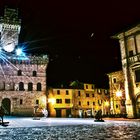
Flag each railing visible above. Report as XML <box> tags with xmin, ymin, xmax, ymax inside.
<box><xmin>128</xmin><ymin>54</ymin><xmax>140</xmax><ymax>64</ymax></box>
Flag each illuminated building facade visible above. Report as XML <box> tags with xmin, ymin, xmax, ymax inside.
<box><xmin>48</xmin><ymin>88</ymin><xmax>73</xmax><ymax>117</ymax></box>
<box><xmin>107</xmin><ymin>71</ymin><xmax>126</xmax><ymax>115</ymax></box>
<box><xmin>0</xmin><ymin>8</ymin><xmax>48</xmax><ymax>116</ymax></box>
<box><xmin>113</xmin><ymin>24</ymin><xmax>140</xmax><ymax>118</ymax></box>
<box><xmin>48</xmin><ymin>83</ymin><xmax>110</xmax><ymax>117</ymax></box>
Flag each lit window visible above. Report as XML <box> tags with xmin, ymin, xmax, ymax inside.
<box><xmin>105</xmin><ymin>90</ymin><xmax>108</xmax><ymax>94</ymax></box>
<box><xmin>98</xmin><ymin>100</ymin><xmax>102</xmax><ymax>106</ymax></box>
<box><xmin>136</xmin><ymin>83</ymin><xmax>139</xmax><ymax>87</ymax></box>
<box><xmin>98</xmin><ymin>89</ymin><xmax>101</xmax><ymax>93</ymax></box>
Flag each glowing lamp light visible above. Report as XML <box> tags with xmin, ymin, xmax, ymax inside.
<box><xmin>104</xmin><ymin>101</ymin><xmax>109</xmax><ymax>107</ymax></box>
<box><xmin>116</xmin><ymin>90</ymin><xmax>122</xmax><ymax>97</ymax></box>
<box><xmin>3</xmin><ymin>42</ymin><xmax>15</xmax><ymax>52</ymax></box>
<box><xmin>16</xmin><ymin>48</ymin><xmax>23</xmax><ymax>56</ymax></box>
<box><xmin>48</xmin><ymin>98</ymin><xmax>55</xmax><ymax>105</ymax></box>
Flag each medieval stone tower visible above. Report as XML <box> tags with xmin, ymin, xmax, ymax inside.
<box><xmin>113</xmin><ymin>24</ymin><xmax>140</xmax><ymax>118</ymax></box>
<box><xmin>0</xmin><ymin>7</ymin><xmax>49</xmax><ymax>116</ymax></box>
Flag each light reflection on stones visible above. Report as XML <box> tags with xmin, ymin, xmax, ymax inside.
<box><xmin>0</xmin><ymin>121</ymin><xmax>140</xmax><ymax>139</ymax></box>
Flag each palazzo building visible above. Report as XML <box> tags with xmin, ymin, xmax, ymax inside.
<box><xmin>113</xmin><ymin>24</ymin><xmax>140</xmax><ymax>118</ymax></box>
<box><xmin>48</xmin><ymin>83</ymin><xmax>110</xmax><ymax>117</ymax></box>
<box><xmin>0</xmin><ymin>8</ymin><xmax>48</xmax><ymax>116</ymax></box>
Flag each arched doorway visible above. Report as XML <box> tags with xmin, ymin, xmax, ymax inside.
<box><xmin>2</xmin><ymin>98</ymin><xmax>11</xmax><ymax>115</ymax></box>
<box><xmin>136</xmin><ymin>95</ymin><xmax>140</xmax><ymax>118</ymax></box>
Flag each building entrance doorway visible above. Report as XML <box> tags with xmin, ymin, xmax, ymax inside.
<box><xmin>2</xmin><ymin>98</ymin><xmax>11</xmax><ymax>115</ymax></box>
<box><xmin>66</xmin><ymin>109</ymin><xmax>71</xmax><ymax>117</ymax></box>
<box><xmin>56</xmin><ymin>109</ymin><xmax>61</xmax><ymax>117</ymax></box>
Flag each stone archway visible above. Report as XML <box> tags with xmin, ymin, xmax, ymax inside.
<box><xmin>136</xmin><ymin>94</ymin><xmax>140</xmax><ymax>118</ymax></box>
<box><xmin>2</xmin><ymin>98</ymin><xmax>11</xmax><ymax>115</ymax></box>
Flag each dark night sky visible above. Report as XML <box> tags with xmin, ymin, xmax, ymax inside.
<box><xmin>1</xmin><ymin>0</ymin><xmax>140</xmax><ymax>88</ymax></box>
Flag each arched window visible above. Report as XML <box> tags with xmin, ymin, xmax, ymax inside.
<box><xmin>17</xmin><ymin>70</ymin><xmax>22</xmax><ymax>76</ymax></box>
<box><xmin>37</xmin><ymin>83</ymin><xmax>42</xmax><ymax>91</ymax></box>
<box><xmin>33</xmin><ymin>71</ymin><xmax>37</xmax><ymax>77</ymax></box>
<box><xmin>28</xmin><ymin>82</ymin><xmax>33</xmax><ymax>91</ymax></box>
<box><xmin>19</xmin><ymin>82</ymin><xmax>24</xmax><ymax>91</ymax></box>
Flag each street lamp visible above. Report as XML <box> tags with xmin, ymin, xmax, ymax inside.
<box><xmin>116</xmin><ymin>90</ymin><xmax>122</xmax><ymax>97</ymax></box>
<box><xmin>48</xmin><ymin>98</ymin><xmax>55</xmax><ymax>105</ymax></box>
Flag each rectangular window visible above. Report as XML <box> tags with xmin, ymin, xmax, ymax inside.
<box><xmin>86</xmin><ymin>85</ymin><xmax>88</xmax><ymax>89</ymax></box>
<box><xmin>87</xmin><ymin>101</ymin><xmax>89</xmax><ymax>105</ymax></box>
<box><xmin>98</xmin><ymin>89</ymin><xmax>101</xmax><ymax>93</ymax></box>
<box><xmin>105</xmin><ymin>90</ymin><xmax>108</xmax><ymax>94</ymax></box>
<box><xmin>56</xmin><ymin>99</ymin><xmax>62</xmax><ymax>104</ymax></box>
<box><xmin>98</xmin><ymin>100</ymin><xmax>102</xmax><ymax>106</ymax></box>
<box><xmin>116</xmin><ymin>104</ymin><xmax>119</xmax><ymax>108</ymax></box>
<box><xmin>65</xmin><ymin>99</ymin><xmax>70</xmax><ymax>104</ymax></box>
<box><xmin>93</xmin><ymin>102</ymin><xmax>95</xmax><ymax>105</ymax></box>
<box><xmin>92</xmin><ymin>93</ymin><xmax>94</xmax><ymax>97</ymax></box>
<box><xmin>135</xmin><ymin>69</ymin><xmax>140</xmax><ymax>82</ymax></box>
<box><xmin>78</xmin><ymin>91</ymin><xmax>81</xmax><ymax>96</ymax></box>
<box><xmin>79</xmin><ymin>101</ymin><xmax>81</xmax><ymax>105</ymax></box>
<box><xmin>66</xmin><ymin>90</ymin><xmax>69</xmax><ymax>95</ymax></box>
<box><xmin>20</xmin><ymin>99</ymin><xmax>23</xmax><ymax>105</ymax></box>
<box><xmin>57</xmin><ymin>90</ymin><xmax>60</xmax><ymax>95</ymax></box>
<box><xmin>113</xmin><ymin>78</ymin><xmax>116</xmax><ymax>83</ymax></box>
<box><xmin>36</xmin><ymin>99</ymin><xmax>39</xmax><ymax>105</ymax></box>
<box><xmin>129</xmin><ymin>50</ymin><xmax>133</xmax><ymax>57</ymax></box>
<box><xmin>86</xmin><ymin>93</ymin><xmax>89</xmax><ymax>97</ymax></box>
<box><xmin>92</xmin><ymin>85</ymin><xmax>94</xmax><ymax>89</ymax></box>
<box><xmin>136</xmin><ymin>83</ymin><xmax>139</xmax><ymax>87</ymax></box>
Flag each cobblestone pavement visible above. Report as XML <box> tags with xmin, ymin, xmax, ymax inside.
<box><xmin>0</xmin><ymin>117</ymin><xmax>140</xmax><ymax>140</ymax></box>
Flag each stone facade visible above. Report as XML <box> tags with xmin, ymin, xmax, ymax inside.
<box><xmin>107</xmin><ymin>71</ymin><xmax>126</xmax><ymax>115</ymax></box>
<box><xmin>0</xmin><ymin>8</ymin><xmax>49</xmax><ymax>116</ymax></box>
<box><xmin>113</xmin><ymin>24</ymin><xmax>140</xmax><ymax>118</ymax></box>
<box><xmin>48</xmin><ymin>83</ymin><xmax>110</xmax><ymax>117</ymax></box>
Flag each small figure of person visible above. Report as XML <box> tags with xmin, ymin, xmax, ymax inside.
<box><xmin>34</xmin><ymin>106</ymin><xmax>38</xmax><ymax>117</ymax></box>
<box><xmin>79</xmin><ymin>110</ymin><xmax>83</xmax><ymax>118</ymax></box>
<box><xmin>95</xmin><ymin>109</ymin><xmax>102</xmax><ymax>120</ymax></box>
<box><xmin>0</xmin><ymin>106</ymin><xmax>5</xmax><ymax>125</ymax></box>
<box><xmin>42</xmin><ymin>108</ymin><xmax>48</xmax><ymax>118</ymax></box>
